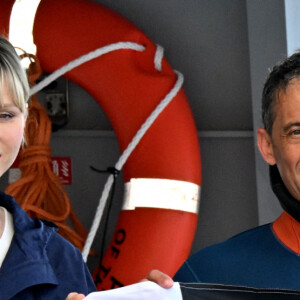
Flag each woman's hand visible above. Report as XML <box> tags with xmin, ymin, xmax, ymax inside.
<box><xmin>140</xmin><ymin>269</ymin><xmax>174</xmax><ymax>289</ymax></box>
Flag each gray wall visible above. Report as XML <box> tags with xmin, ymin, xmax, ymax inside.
<box><xmin>0</xmin><ymin>0</ymin><xmax>290</xmax><ymax>272</ymax></box>
<box><xmin>247</xmin><ymin>0</ymin><xmax>286</xmax><ymax>224</ymax></box>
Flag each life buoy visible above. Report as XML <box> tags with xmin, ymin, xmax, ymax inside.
<box><xmin>0</xmin><ymin>0</ymin><xmax>201</xmax><ymax>290</ymax></box>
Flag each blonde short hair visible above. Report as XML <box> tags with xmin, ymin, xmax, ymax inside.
<box><xmin>0</xmin><ymin>35</ymin><xmax>29</xmax><ymax>118</ymax></box>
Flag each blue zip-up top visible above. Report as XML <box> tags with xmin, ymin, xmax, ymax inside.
<box><xmin>0</xmin><ymin>191</ymin><xmax>96</xmax><ymax>299</ymax></box>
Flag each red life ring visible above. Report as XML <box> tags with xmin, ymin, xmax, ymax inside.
<box><xmin>1</xmin><ymin>0</ymin><xmax>201</xmax><ymax>290</ymax></box>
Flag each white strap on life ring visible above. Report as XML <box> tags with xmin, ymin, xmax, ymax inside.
<box><xmin>123</xmin><ymin>178</ymin><xmax>200</xmax><ymax>213</ymax></box>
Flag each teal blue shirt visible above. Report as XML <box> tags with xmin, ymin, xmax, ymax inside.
<box><xmin>174</xmin><ymin>224</ymin><xmax>300</xmax><ymax>290</ymax></box>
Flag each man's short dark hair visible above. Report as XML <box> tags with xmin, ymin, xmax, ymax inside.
<box><xmin>262</xmin><ymin>51</ymin><xmax>300</xmax><ymax>135</ymax></box>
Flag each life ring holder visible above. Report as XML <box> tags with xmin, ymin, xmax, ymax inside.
<box><xmin>0</xmin><ymin>0</ymin><xmax>202</xmax><ymax>290</ymax></box>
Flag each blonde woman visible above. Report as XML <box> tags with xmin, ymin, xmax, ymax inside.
<box><xmin>0</xmin><ymin>35</ymin><xmax>96</xmax><ymax>299</ymax></box>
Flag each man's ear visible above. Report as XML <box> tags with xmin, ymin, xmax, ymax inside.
<box><xmin>257</xmin><ymin>128</ymin><xmax>276</xmax><ymax>165</ymax></box>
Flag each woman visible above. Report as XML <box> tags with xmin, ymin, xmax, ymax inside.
<box><xmin>0</xmin><ymin>35</ymin><xmax>96</xmax><ymax>299</ymax></box>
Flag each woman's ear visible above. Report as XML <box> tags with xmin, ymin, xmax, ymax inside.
<box><xmin>257</xmin><ymin>128</ymin><xmax>276</xmax><ymax>165</ymax></box>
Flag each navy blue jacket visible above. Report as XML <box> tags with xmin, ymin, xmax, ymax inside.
<box><xmin>0</xmin><ymin>191</ymin><xmax>96</xmax><ymax>299</ymax></box>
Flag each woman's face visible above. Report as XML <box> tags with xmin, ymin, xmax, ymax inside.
<box><xmin>0</xmin><ymin>83</ymin><xmax>25</xmax><ymax>177</ymax></box>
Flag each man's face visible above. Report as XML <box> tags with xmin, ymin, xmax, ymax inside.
<box><xmin>270</xmin><ymin>78</ymin><xmax>300</xmax><ymax>201</ymax></box>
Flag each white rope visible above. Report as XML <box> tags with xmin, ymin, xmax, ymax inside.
<box><xmin>29</xmin><ymin>42</ymin><xmax>145</xmax><ymax>96</ymax></box>
<box><xmin>82</xmin><ymin>70</ymin><xmax>184</xmax><ymax>261</ymax></box>
<box><xmin>154</xmin><ymin>44</ymin><xmax>164</xmax><ymax>71</ymax></box>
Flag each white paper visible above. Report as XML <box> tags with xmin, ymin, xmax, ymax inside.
<box><xmin>84</xmin><ymin>281</ymin><xmax>182</xmax><ymax>300</ymax></box>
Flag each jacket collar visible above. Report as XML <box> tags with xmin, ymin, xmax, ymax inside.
<box><xmin>270</xmin><ymin>166</ymin><xmax>300</xmax><ymax>254</ymax></box>
<box><xmin>270</xmin><ymin>165</ymin><xmax>300</xmax><ymax>223</ymax></box>
<box><xmin>273</xmin><ymin>211</ymin><xmax>300</xmax><ymax>254</ymax></box>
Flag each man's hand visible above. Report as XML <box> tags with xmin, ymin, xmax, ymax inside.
<box><xmin>65</xmin><ymin>292</ymin><xmax>85</xmax><ymax>300</ymax></box>
<box><xmin>141</xmin><ymin>269</ymin><xmax>174</xmax><ymax>289</ymax></box>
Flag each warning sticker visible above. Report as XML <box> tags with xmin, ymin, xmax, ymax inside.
<box><xmin>9</xmin><ymin>157</ymin><xmax>72</xmax><ymax>185</ymax></box>
<box><xmin>51</xmin><ymin>157</ymin><xmax>72</xmax><ymax>185</ymax></box>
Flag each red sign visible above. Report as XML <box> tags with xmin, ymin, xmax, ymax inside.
<box><xmin>51</xmin><ymin>157</ymin><xmax>72</xmax><ymax>185</ymax></box>
<box><xmin>9</xmin><ymin>157</ymin><xmax>72</xmax><ymax>185</ymax></box>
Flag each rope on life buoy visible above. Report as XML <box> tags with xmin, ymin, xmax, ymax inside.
<box><xmin>82</xmin><ymin>70</ymin><xmax>183</xmax><ymax>261</ymax></box>
<box><xmin>29</xmin><ymin>42</ymin><xmax>145</xmax><ymax>96</ymax></box>
<box><xmin>29</xmin><ymin>41</ymin><xmax>183</xmax><ymax>261</ymax></box>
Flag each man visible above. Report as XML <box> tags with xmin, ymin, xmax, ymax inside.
<box><xmin>174</xmin><ymin>50</ymin><xmax>300</xmax><ymax>289</ymax></box>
